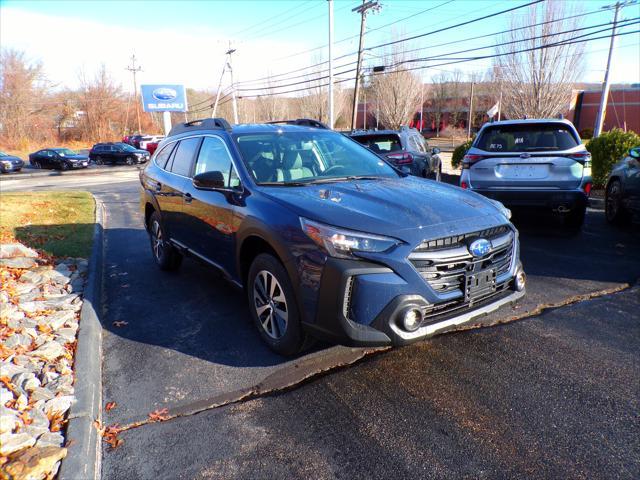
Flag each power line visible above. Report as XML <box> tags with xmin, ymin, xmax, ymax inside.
<box><xmin>234</xmin><ymin>18</ymin><xmax>639</xmax><ymax>94</ymax></box>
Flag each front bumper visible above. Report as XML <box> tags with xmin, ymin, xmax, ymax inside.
<box><xmin>304</xmin><ymin>255</ymin><xmax>524</xmax><ymax>347</ymax></box>
<box><xmin>469</xmin><ymin>188</ymin><xmax>588</xmax><ymax>211</ymax></box>
<box><xmin>1</xmin><ymin>163</ymin><xmax>23</xmax><ymax>172</ymax></box>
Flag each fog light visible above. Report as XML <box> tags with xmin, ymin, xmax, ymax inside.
<box><xmin>515</xmin><ymin>271</ymin><xmax>526</xmax><ymax>291</ymax></box>
<box><xmin>401</xmin><ymin>308</ymin><xmax>423</xmax><ymax>332</ymax></box>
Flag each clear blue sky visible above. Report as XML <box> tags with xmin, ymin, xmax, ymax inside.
<box><xmin>2</xmin><ymin>0</ymin><xmax>638</xmax><ymax>92</ymax></box>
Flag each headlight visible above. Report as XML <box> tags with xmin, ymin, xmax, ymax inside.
<box><xmin>2</xmin><ymin>161</ymin><xmax>11</xmax><ymax>167</ymax></box>
<box><xmin>300</xmin><ymin>218</ymin><xmax>400</xmax><ymax>259</ymax></box>
<box><xmin>488</xmin><ymin>199</ymin><xmax>511</xmax><ymax>220</ymax></box>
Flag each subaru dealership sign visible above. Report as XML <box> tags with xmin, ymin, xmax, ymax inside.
<box><xmin>140</xmin><ymin>84</ymin><xmax>187</xmax><ymax>112</ymax></box>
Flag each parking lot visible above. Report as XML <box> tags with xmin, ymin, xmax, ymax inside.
<box><xmin>4</xmin><ymin>168</ymin><xmax>638</xmax><ymax>479</ymax></box>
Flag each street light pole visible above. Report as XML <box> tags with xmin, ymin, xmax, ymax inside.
<box><xmin>328</xmin><ymin>0</ymin><xmax>335</xmax><ymax>129</ymax></box>
<box><xmin>350</xmin><ymin>0</ymin><xmax>380</xmax><ymax>131</ymax></box>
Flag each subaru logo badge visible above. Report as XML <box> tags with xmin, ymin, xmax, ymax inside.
<box><xmin>152</xmin><ymin>87</ymin><xmax>177</xmax><ymax>101</ymax></box>
<box><xmin>469</xmin><ymin>238</ymin><xmax>491</xmax><ymax>257</ymax></box>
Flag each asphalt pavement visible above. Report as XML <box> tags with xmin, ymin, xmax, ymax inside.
<box><xmin>3</xmin><ymin>172</ymin><xmax>639</xmax><ymax>479</ymax></box>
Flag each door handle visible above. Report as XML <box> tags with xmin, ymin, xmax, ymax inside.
<box><xmin>183</xmin><ymin>192</ymin><xmax>193</xmax><ymax>203</ymax></box>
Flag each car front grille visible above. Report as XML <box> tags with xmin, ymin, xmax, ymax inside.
<box><xmin>408</xmin><ymin>226</ymin><xmax>515</xmax><ymax>324</ymax></box>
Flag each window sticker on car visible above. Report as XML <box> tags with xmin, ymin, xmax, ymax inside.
<box><xmin>490</xmin><ymin>143</ymin><xmax>503</xmax><ymax>149</ymax></box>
<box><xmin>515</xmin><ymin>137</ymin><xmax>524</xmax><ymax>144</ymax></box>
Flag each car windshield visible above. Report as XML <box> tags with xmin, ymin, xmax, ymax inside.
<box><xmin>351</xmin><ymin>134</ymin><xmax>403</xmax><ymax>154</ymax></box>
<box><xmin>0</xmin><ymin>151</ymin><xmax>7</xmax><ymax>157</ymax></box>
<box><xmin>54</xmin><ymin>148</ymin><xmax>76</xmax><ymax>156</ymax></box>
<box><xmin>475</xmin><ymin>124</ymin><xmax>580</xmax><ymax>152</ymax></box>
<box><xmin>233</xmin><ymin>130</ymin><xmax>400</xmax><ymax>185</ymax></box>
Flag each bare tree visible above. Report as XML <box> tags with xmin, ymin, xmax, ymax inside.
<box><xmin>0</xmin><ymin>49</ymin><xmax>48</xmax><ymax>145</ymax></box>
<box><xmin>371</xmin><ymin>46</ymin><xmax>421</xmax><ymax>130</ymax></box>
<box><xmin>256</xmin><ymin>75</ymin><xmax>289</xmax><ymax>121</ymax></box>
<box><xmin>495</xmin><ymin>0</ymin><xmax>585</xmax><ymax>119</ymax></box>
<box><xmin>428</xmin><ymin>72</ymin><xmax>450</xmax><ymax>136</ymax></box>
<box><xmin>77</xmin><ymin>65</ymin><xmax>123</xmax><ymax>141</ymax></box>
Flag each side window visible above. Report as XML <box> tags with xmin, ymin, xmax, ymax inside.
<box><xmin>154</xmin><ymin>143</ymin><xmax>175</xmax><ymax>169</ymax></box>
<box><xmin>170</xmin><ymin>137</ymin><xmax>201</xmax><ymax>177</ymax></box>
<box><xmin>195</xmin><ymin>136</ymin><xmax>239</xmax><ymax>188</ymax></box>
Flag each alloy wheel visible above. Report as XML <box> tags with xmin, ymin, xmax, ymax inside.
<box><xmin>253</xmin><ymin>270</ymin><xmax>288</xmax><ymax>339</ymax></box>
<box><xmin>126</xmin><ymin>156</ymin><xmax>134</xmax><ymax>165</ymax></box>
<box><xmin>151</xmin><ymin>220</ymin><xmax>163</xmax><ymax>260</ymax></box>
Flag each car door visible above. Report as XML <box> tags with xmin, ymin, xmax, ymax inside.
<box><xmin>44</xmin><ymin>150</ymin><xmax>57</xmax><ymax>168</ymax></box>
<box><xmin>157</xmin><ymin>137</ymin><xmax>201</xmax><ymax>245</ymax></box>
<box><xmin>624</xmin><ymin>151</ymin><xmax>640</xmax><ymax>210</ymax></box>
<box><xmin>179</xmin><ymin>135</ymin><xmax>240</xmax><ymax>276</ymax></box>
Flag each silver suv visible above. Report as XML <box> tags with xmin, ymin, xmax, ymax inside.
<box><xmin>460</xmin><ymin>119</ymin><xmax>592</xmax><ymax>229</ymax></box>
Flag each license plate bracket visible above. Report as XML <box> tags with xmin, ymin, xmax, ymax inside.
<box><xmin>465</xmin><ymin>268</ymin><xmax>497</xmax><ymax>302</ymax></box>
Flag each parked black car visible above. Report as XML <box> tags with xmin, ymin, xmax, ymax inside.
<box><xmin>0</xmin><ymin>151</ymin><xmax>24</xmax><ymax>173</ymax></box>
<box><xmin>605</xmin><ymin>146</ymin><xmax>640</xmax><ymax>224</ymax></box>
<box><xmin>89</xmin><ymin>143</ymin><xmax>150</xmax><ymax>165</ymax></box>
<box><xmin>28</xmin><ymin>148</ymin><xmax>89</xmax><ymax>170</ymax></box>
<box><xmin>140</xmin><ymin>118</ymin><xmax>524</xmax><ymax>355</ymax></box>
<box><xmin>349</xmin><ymin>127</ymin><xmax>442</xmax><ymax>180</ymax></box>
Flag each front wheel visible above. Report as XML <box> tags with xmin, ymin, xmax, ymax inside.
<box><xmin>605</xmin><ymin>179</ymin><xmax>630</xmax><ymax>225</ymax></box>
<box><xmin>60</xmin><ymin>162</ymin><xmax>69</xmax><ymax>171</ymax></box>
<box><xmin>95</xmin><ymin>156</ymin><xmax>104</xmax><ymax>165</ymax></box>
<box><xmin>247</xmin><ymin>253</ymin><xmax>308</xmax><ymax>356</ymax></box>
<box><xmin>148</xmin><ymin>211</ymin><xmax>182</xmax><ymax>271</ymax></box>
<box><xmin>125</xmin><ymin>156</ymin><xmax>135</xmax><ymax>166</ymax></box>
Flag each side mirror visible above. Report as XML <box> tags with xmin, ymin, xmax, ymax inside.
<box><xmin>431</xmin><ymin>147</ymin><xmax>440</xmax><ymax>155</ymax></box>
<box><xmin>629</xmin><ymin>147</ymin><xmax>640</xmax><ymax>159</ymax></box>
<box><xmin>193</xmin><ymin>170</ymin><xmax>225</xmax><ymax>189</ymax></box>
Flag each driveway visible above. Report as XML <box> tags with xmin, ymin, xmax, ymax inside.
<box><xmin>4</xmin><ymin>171</ymin><xmax>639</xmax><ymax>479</ymax></box>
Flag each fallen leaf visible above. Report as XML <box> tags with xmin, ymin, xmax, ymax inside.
<box><xmin>112</xmin><ymin>321</ymin><xmax>128</xmax><ymax>328</ymax></box>
<box><xmin>18</xmin><ymin>411</ymin><xmax>33</xmax><ymax>426</ymax></box>
<box><xmin>105</xmin><ymin>401</ymin><xmax>117</xmax><ymax>412</ymax></box>
<box><xmin>147</xmin><ymin>408</ymin><xmax>170</xmax><ymax>422</ymax></box>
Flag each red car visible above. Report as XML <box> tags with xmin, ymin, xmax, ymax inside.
<box><xmin>145</xmin><ymin>142</ymin><xmax>159</xmax><ymax>155</ymax></box>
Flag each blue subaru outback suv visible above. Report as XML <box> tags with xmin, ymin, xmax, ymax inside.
<box><xmin>140</xmin><ymin>118</ymin><xmax>526</xmax><ymax>355</ymax></box>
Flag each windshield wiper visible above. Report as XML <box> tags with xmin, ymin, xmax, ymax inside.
<box><xmin>258</xmin><ymin>181</ymin><xmax>307</xmax><ymax>187</ymax></box>
<box><xmin>305</xmin><ymin>175</ymin><xmax>383</xmax><ymax>184</ymax></box>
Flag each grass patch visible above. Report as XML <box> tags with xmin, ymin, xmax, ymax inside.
<box><xmin>0</xmin><ymin>191</ymin><xmax>95</xmax><ymax>258</ymax></box>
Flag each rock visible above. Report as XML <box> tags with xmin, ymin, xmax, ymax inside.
<box><xmin>0</xmin><ymin>432</ymin><xmax>36</xmax><ymax>455</ymax></box>
<box><xmin>55</xmin><ymin>328</ymin><xmax>77</xmax><ymax>343</ymax></box>
<box><xmin>17</xmin><ymin>301</ymin><xmax>44</xmax><ymax>314</ymax></box>
<box><xmin>35</xmin><ymin>431</ymin><xmax>64</xmax><ymax>448</ymax></box>
<box><xmin>2</xmin><ymin>334</ymin><xmax>32</xmax><ymax>349</ymax></box>
<box><xmin>41</xmin><ymin>269</ymin><xmax>70</xmax><ymax>286</ymax></box>
<box><xmin>54</xmin><ymin>263</ymin><xmax>72</xmax><ymax>277</ymax></box>
<box><xmin>43</xmin><ymin>294</ymin><xmax>79</xmax><ymax>310</ymax></box>
<box><xmin>41</xmin><ymin>371</ymin><xmax>60</xmax><ymax>386</ymax></box>
<box><xmin>30</xmin><ymin>386</ymin><xmax>55</xmax><ymax>402</ymax></box>
<box><xmin>27</xmin><ymin>408</ymin><xmax>49</xmax><ymax>429</ymax></box>
<box><xmin>0</xmin><ymin>257</ymin><xmax>37</xmax><ymax>269</ymax></box>
<box><xmin>44</xmin><ymin>395</ymin><xmax>74</xmax><ymax>416</ymax></box>
<box><xmin>23</xmin><ymin>425</ymin><xmax>50</xmax><ymax>438</ymax></box>
<box><xmin>1</xmin><ymin>304</ymin><xmax>25</xmax><ymax>323</ymax></box>
<box><xmin>0</xmin><ymin>387</ymin><xmax>14</xmax><ymax>405</ymax></box>
<box><xmin>42</xmin><ymin>310</ymin><xmax>76</xmax><ymax>330</ymax></box>
<box><xmin>11</xmin><ymin>372</ymin><xmax>40</xmax><ymax>392</ymax></box>
<box><xmin>2</xmin><ymin>446</ymin><xmax>67</xmax><ymax>480</ymax></box>
<box><xmin>69</xmin><ymin>277</ymin><xmax>85</xmax><ymax>293</ymax></box>
<box><xmin>18</xmin><ymin>270</ymin><xmax>44</xmax><ymax>285</ymax></box>
<box><xmin>0</xmin><ymin>363</ymin><xmax>28</xmax><ymax>378</ymax></box>
<box><xmin>0</xmin><ymin>406</ymin><xmax>19</xmax><ymax>434</ymax></box>
<box><xmin>29</xmin><ymin>341</ymin><xmax>68</xmax><ymax>361</ymax></box>
<box><xmin>15</xmin><ymin>394</ymin><xmax>28</xmax><ymax>411</ymax></box>
<box><xmin>15</xmin><ymin>283</ymin><xmax>38</xmax><ymax>295</ymax></box>
<box><xmin>46</xmin><ymin>374</ymin><xmax>74</xmax><ymax>396</ymax></box>
<box><xmin>0</xmin><ymin>243</ymin><xmax>38</xmax><ymax>259</ymax></box>
<box><xmin>16</xmin><ymin>292</ymin><xmax>39</xmax><ymax>303</ymax></box>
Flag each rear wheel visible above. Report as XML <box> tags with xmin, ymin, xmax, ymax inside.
<box><xmin>95</xmin><ymin>156</ymin><xmax>104</xmax><ymax>165</ymax></box>
<box><xmin>605</xmin><ymin>179</ymin><xmax>630</xmax><ymax>225</ymax></box>
<box><xmin>247</xmin><ymin>253</ymin><xmax>308</xmax><ymax>356</ymax></box>
<box><xmin>148</xmin><ymin>211</ymin><xmax>182</xmax><ymax>271</ymax></box>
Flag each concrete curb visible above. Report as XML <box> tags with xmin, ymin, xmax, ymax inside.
<box><xmin>0</xmin><ymin>165</ymin><xmax>141</xmax><ymax>181</ymax></box>
<box><xmin>58</xmin><ymin>195</ymin><xmax>105</xmax><ymax>480</ymax></box>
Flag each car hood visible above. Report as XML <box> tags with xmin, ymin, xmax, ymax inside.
<box><xmin>260</xmin><ymin>176</ymin><xmax>509</xmax><ymax>243</ymax></box>
<box><xmin>1</xmin><ymin>156</ymin><xmax>23</xmax><ymax>163</ymax></box>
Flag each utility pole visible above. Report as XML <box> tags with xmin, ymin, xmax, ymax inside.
<box><xmin>350</xmin><ymin>0</ymin><xmax>381</xmax><ymax>131</ymax></box>
<box><xmin>467</xmin><ymin>81</ymin><xmax>475</xmax><ymax>140</ymax></box>
<box><xmin>227</xmin><ymin>44</ymin><xmax>239</xmax><ymax>124</ymax></box>
<box><xmin>328</xmin><ymin>0</ymin><xmax>335</xmax><ymax>129</ymax></box>
<box><xmin>126</xmin><ymin>54</ymin><xmax>142</xmax><ymax>133</ymax></box>
<box><xmin>593</xmin><ymin>1</ymin><xmax>634</xmax><ymax>137</ymax></box>
<box><xmin>211</xmin><ymin>58</ymin><xmax>227</xmax><ymax>118</ymax></box>
<box><xmin>419</xmin><ymin>80</ymin><xmax>424</xmax><ymax>132</ymax></box>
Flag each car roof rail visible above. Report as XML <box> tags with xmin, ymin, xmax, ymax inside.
<box><xmin>168</xmin><ymin>117</ymin><xmax>232</xmax><ymax>136</ymax></box>
<box><xmin>265</xmin><ymin>118</ymin><xmax>329</xmax><ymax>129</ymax></box>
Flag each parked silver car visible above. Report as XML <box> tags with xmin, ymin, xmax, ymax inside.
<box><xmin>459</xmin><ymin>119</ymin><xmax>592</xmax><ymax>230</ymax></box>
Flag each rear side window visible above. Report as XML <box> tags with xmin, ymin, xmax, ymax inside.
<box><xmin>352</xmin><ymin>134</ymin><xmax>402</xmax><ymax>154</ymax></box>
<box><xmin>194</xmin><ymin>136</ymin><xmax>239</xmax><ymax>188</ymax></box>
<box><xmin>476</xmin><ymin>124</ymin><xmax>579</xmax><ymax>152</ymax></box>
<box><xmin>169</xmin><ymin>137</ymin><xmax>201</xmax><ymax>177</ymax></box>
<box><xmin>154</xmin><ymin>143</ymin><xmax>176</xmax><ymax>169</ymax></box>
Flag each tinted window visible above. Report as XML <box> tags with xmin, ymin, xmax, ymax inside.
<box><xmin>170</xmin><ymin>137</ymin><xmax>201</xmax><ymax>177</ymax></box>
<box><xmin>154</xmin><ymin>143</ymin><xmax>176</xmax><ymax>169</ymax></box>
<box><xmin>194</xmin><ymin>136</ymin><xmax>238</xmax><ymax>187</ymax></box>
<box><xmin>351</xmin><ymin>134</ymin><xmax>402</xmax><ymax>154</ymax></box>
<box><xmin>476</xmin><ymin>124</ymin><xmax>579</xmax><ymax>152</ymax></box>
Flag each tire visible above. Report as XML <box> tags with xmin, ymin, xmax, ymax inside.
<box><xmin>247</xmin><ymin>253</ymin><xmax>308</xmax><ymax>356</ymax></box>
<box><xmin>95</xmin><ymin>156</ymin><xmax>104</xmax><ymax>165</ymax></box>
<box><xmin>605</xmin><ymin>179</ymin><xmax>630</xmax><ymax>225</ymax></box>
<box><xmin>125</xmin><ymin>156</ymin><xmax>134</xmax><ymax>166</ymax></box>
<box><xmin>33</xmin><ymin>161</ymin><xmax>41</xmax><ymax>169</ymax></box>
<box><xmin>564</xmin><ymin>204</ymin><xmax>586</xmax><ymax>231</ymax></box>
<box><xmin>60</xmin><ymin>162</ymin><xmax>69</xmax><ymax>171</ymax></box>
<box><xmin>148</xmin><ymin>211</ymin><xmax>182</xmax><ymax>271</ymax></box>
